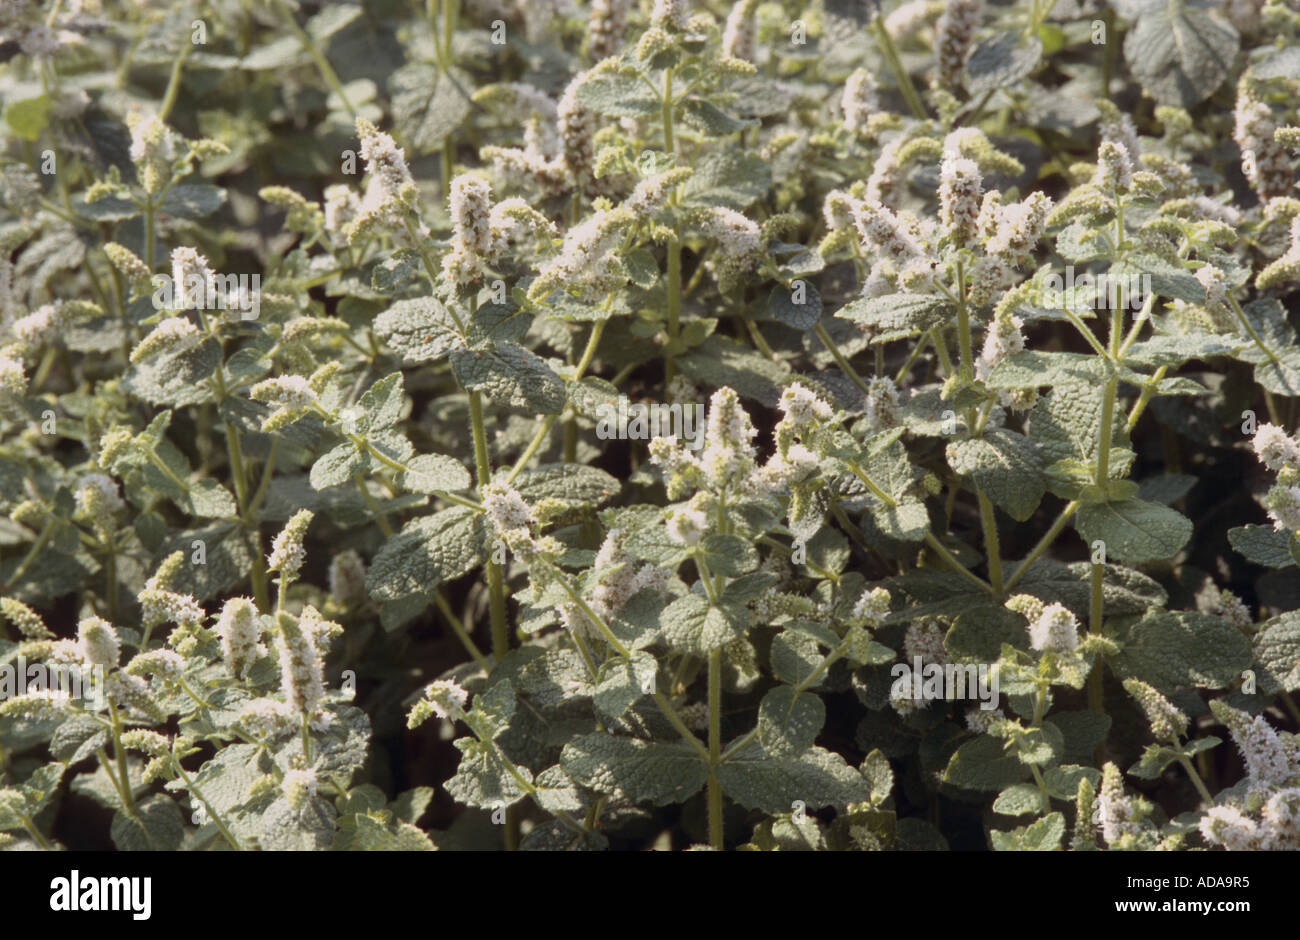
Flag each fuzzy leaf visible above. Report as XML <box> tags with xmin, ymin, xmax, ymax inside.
<box><xmin>390</xmin><ymin>63</ymin><xmax>472</xmax><ymax>154</ymax></box>
<box><xmin>947</xmin><ymin>429</ymin><xmax>1045</xmax><ymax>521</ymax></box>
<box><xmin>717</xmin><ymin>742</ymin><xmax>871</xmax><ymax>814</ymax></box>
<box><xmin>1123</xmin><ymin>0</ymin><xmax>1238</xmax><ymax>107</ymax></box>
<box><xmin>965</xmin><ymin>32</ymin><xmax>1042</xmax><ymax>94</ymax></box>
<box><xmin>1228</xmin><ymin>525</ymin><xmax>1298</xmax><ymax>569</ymax></box>
<box><xmin>757</xmin><ymin>686</ymin><xmax>826</xmax><ymax>757</ymax></box>
<box><xmin>1076</xmin><ymin>498</ymin><xmax>1192</xmax><ymax>563</ymax></box>
<box><xmin>1110</xmin><ymin>610</ymin><xmax>1253</xmax><ymax>693</ymax></box>
<box><xmin>990</xmin><ymin>812</ymin><xmax>1063</xmax><ymax>850</ymax></box>
<box><xmin>560</xmin><ymin>734</ymin><xmax>708</xmax><ymax>806</ymax></box>
<box><xmin>374</xmin><ymin>296</ymin><xmax>463</xmax><ymax>363</ymax></box>
<box><xmin>1254</xmin><ymin>611</ymin><xmax>1300</xmax><ymax>693</ymax></box>
<box><xmin>450</xmin><ymin>342</ymin><xmax>565</xmax><ymax>414</ymax></box>
<box><xmin>835</xmin><ymin>293</ymin><xmax>946</xmax><ymax>343</ymax></box>
<box><xmin>366</xmin><ymin>507</ymin><xmax>487</xmax><ymax>602</ymax></box>
<box><xmin>659</xmin><ymin>593</ymin><xmax>748</xmax><ymax>655</ymax></box>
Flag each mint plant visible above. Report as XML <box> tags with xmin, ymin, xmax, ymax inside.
<box><xmin>2</xmin><ymin>0</ymin><xmax>1300</xmax><ymax>853</ymax></box>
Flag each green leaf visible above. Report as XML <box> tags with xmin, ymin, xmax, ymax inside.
<box><xmin>446</xmin><ymin>738</ymin><xmax>531</xmax><ymax>810</ymax></box>
<box><xmin>986</xmin><ymin>351</ymin><xmax>1111</xmax><ymax>389</ymax></box>
<box><xmin>942</xmin><ymin>736</ymin><xmax>1030</xmax><ymax>792</ymax></box>
<box><xmin>965</xmin><ymin>32</ymin><xmax>1042</xmax><ymax>94</ymax></box>
<box><xmin>560</xmin><ymin>733</ymin><xmax>708</xmax><ymax>806</ymax></box>
<box><xmin>1076</xmin><ymin>498</ymin><xmax>1192</xmax><ymax>563</ymax></box>
<box><xmin>110</xmin><ymin>794</ymin><xmax>184</xmax><ymax>851</ymax></box>
<box><xmin>1228</xmin><ymin>525</ymin><xmax>1298</xmax><ymax>568</ymax></box>
<box><xmin>307</xmin><ymin>2</ymin><xmax>363</xmax><ymax>39</ymax></box>
<box><xmin>770</xmin><ymin>630</ymin><xmax>824</xmax><ymax>686</ymax></box>
<box><xmin>1110</xmin><ymin>610</ymin><xmax>1253</xmax><ymax>693</ymax></box>
<box><xmin>1123</xmin><ymin>0</ymin><xmax>1238</xmax><ymax>107</ymax></box>
<box><xmin>389</xmin><ymin>63</ymin><xmax>473</xmax><ymax>154</ymax></box>
<box><xmin>717</xmin><ymin>742</ymin><xmax>871</xmax><ymax>814</ymax></box>
<box><xmin>1042</xmin><ymin>764</ymin><xmax>1100</xmax><ymax>800</ymax></box>
<box><xmin>4</xmin><ymin>95</ymin><xmax>50</xmax><ymax>141</ymax></box>
<box><xmin>867</xmin><ymin>497</ymin><xmax>929</xmax><ymax>543</ymax></box>
<box><xmin>374</xmin><ymin>296</ymin><xmax>463</xmax><ymax>363</ymax></box>
<box><xmin>159</xmin><ymin>183</ymin><xmax>226</xmax><ymax>219</ymax></box>
<box><xmin>659</xmin><ymin>593</ymin><xmax>748</xmax><ymax>655</ymax></box>
<box><xmin>990</xmin><ymin>812</ymin><xmax>1064</xmax><ymax>850</ymax></box>
<box><xmin>677</xmin><ymin>335</ymin><xmax>791</xmax><ymax>406</ymax></box>
<box><xmin>573</xmin><ymin>74</ymin><xmax>659</xmax><ymax>117</ymax></box>
<box><xmin>1254</xmin><ymin>611</ymin><xmax>1300</xmax><ymax>693</ymax></box>
<box><xmin>355</xmin><ymin>372</ymin><xmax>406</xmax><ymax>433</ymax></box>
<box><xmin>366</xmin><ymin>507</ymin><xmax>487</xmax><ymax>602</ymax></box>
<box><xmin>400</xmin><ymin>453</ymin><xmax>472</xmax><ymax>493</ymax></box>
<box><xmin>124</xmin><ymin>336</ymin><xmax>221</xmax><ymax>407</ymax></box>
<box><xmin>681</xmin><ymin>152</ymin><xmax>771</xmax><ymax>210</ymax></box>
<box><xmin>594</xmin><ymin>652</ymin><xmax>657</xmax><ymax>720</ymax></box>
<box><xmin>241</xmin><ymin>36</ymin><xmax>308</xmax><ymax>70</ymax></box>
<box><xmin>757</xmin><ymin>686</ymin><xmax>826</xmax><ymax>757</ymax></box>
<box><xmin>1114</xmin><ymin>255</ymin><xmax>1205</xmax><ymax>304</ymax></box>
<box><xmin>183</xmin><ymin>477</ymin><xmax>238</xmax><ymax>519</ymax></box>
<box><xmin>513</xmin><ymin>464</ymin><xmax>620</xmax><ymax>507</ymax></box>
<box><xmin>947</xmin><ymin>429</ymin><xmax>1045</xmax><ymax>522</ymax></box>
<box><xmin>697</xmin><ymin>533</ymin><xmax>759</xmax><ymax>577</ymax></box>
<box><xmin>1128</xmin><ymin>743</ymin><xmax>1184</xmax><ymax>780</ymax></box>
<box><xmin>450</xmin><ymin>342</ymin><xmax>565</xmax><ymax>414</ymax></box>
<box><xmin>680</xmin><ymin>98</ymin><xmax>757</xmax><ymax>136</ymax></box>
<box><xmin>1050</xmin><ymin>710</ymin><xmax>1112</xmax><ymax>765</ymax></box>
<box><xmin>834</xmin><ymin>293</ymin><xmax>946</xmax><ymax>343</ymax></box>
<box><xmin>859</xmin><ymin>750</ymin><xmax>895</xmax><ymax>805</ymax></box>
<box><xmin>768</xmin><ymin>282</ymin><xmax>822</xmax><ymax>331</ymax></box>
<box><xmin>310</xmin><ymin>442</ymin><xmax>367</xmax><ymax>490</ymax></box>
<box><xmin>993</xmin><ymin>783</ymin><xmax>1047</xmax><ymax>817</ymax></box>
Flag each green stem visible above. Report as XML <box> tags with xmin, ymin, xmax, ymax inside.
<box><xmin>278</xmin><ymin>0</ymin><xmax>355</xmax><ymax>115</ymax></box>
<box><xmin>19</xmin><ymin>814</ymin><xmax>53</xmax><ymax>850</ymax></box>
<box><xmin>3</xmin><ymin>519</ymin><xmax>57</xmax><ymax>593</ymax></box>
<box><xmin>158</xmin><ymin>42</ymin><xmax>193</xmax><ymax>123</ymax></box>
<box><xmin>1176</xmin><ymin>753</ymin><xmax>1214</xmax><ymax>805</ymax></box>
<box><xmin>976</xmin><ymin>490</ymin><xmax>1002</xmax><ymax>594</ymax></box>
<box><xmin>108</xmin><ymin>701</ymin><xmax>136</xmax><ymax>813</ymax></box>
<box><xmin>872</xmin><ymin>15</ymin><xmax>925</xmax><ymax>119</ymax></box>
<box><xmin>922</xmin><ymin>532</ymin><xmax>994</xmax><ymax>593</ymax></box>
<box><xmin>434</xmin><ymin>589</ymin><xmax>491</xmax><ymax>673</ymax></box>
<box><xmin>470</xmin><ymin>391</ymin><xmax>509</xmax><ymax>661</ymax></box>
<box><xmin>707</xmin><ymin>649</ymin><xmax>723</xmax><ymax>850</ymax></box>
<box><xmin>813</xmin><ymin>322</ymin><xmax>872</xmax><ymax>396</ymax></box>
<box><xmin>1003</xmin><ymin>500</ymin><xmax>1080</xmax><ymax>591</ymax></box>
<box><xmin>175</xmin><ymin>763</ymin><xmax>243</xmax><ymax>850</ymax></box>
<box><xmin>1087</xmin><ymin>560</ymin><xmax>1104</xmax><ymax>716</ymax></box>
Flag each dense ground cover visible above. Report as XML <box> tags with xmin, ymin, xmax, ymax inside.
<box><xmin>2</xmin><ymin>0</ymin><xmax>1300</xmax><ymax>852</ymax></box>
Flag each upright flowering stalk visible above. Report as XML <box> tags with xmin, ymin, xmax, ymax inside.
<box><xmin>720</xmin><ymin>0</ymin><xmax>759</xmax><ymax>62</ymax></box>
<box><xmin>277</xmin><ymin>610</ymin><xmax>326</xmax><ymax>720</ymax></box>
<box><xmin>938</xmin><ymin>151</ymin><xmax>982</xmax><ymax>246</ymax></box>
<box><xmin>350</xmin><ymin>118</ymin><xmax>417</xmax><ymax>240</ymax></box>
<box><xmin>586</xmin><ymin>0</ymin><xmax>632</xmax><ymax>59</ymax></box>
<box><xmin>127</xmin><ymin>112</ymin><xmax>176</xmax><ymax>196</ymax></box>
<box><xmin>268</xmin><ymin>510</ymin><xmax>314</xmax><ymax>604</ymax></box>
<box><xmin>1233</xmin><ymin>77</ymin><xmax>1293</xmax><ymax>203</ymax></box>
<box><xmin>444</xmin><ymin>174</ymin><xmax>494</xmax><ymax>285</ymax></box>
<box><xmin>700</xmin><ymin>207</ymin><xmax>762</xmax><ymax>291</ymax></box>
<box><xmin>934</xmin><ymin>0</ymin><xmax>979</xmax><ymax>90</ymax></box>
<box><xmin>1250</xmin><ymin>423</ymin><xmax>1300</xmax><ymax>534</ymax></box>
<box><xmin>217</xmin><ymin>597</ymin><xmax>265</xmax><ymax>679</ymax></box>
<box><xmin>1209</xmin><ymin>700</ymin><xmax>1295</xmax><ymax>793</ymax></box>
